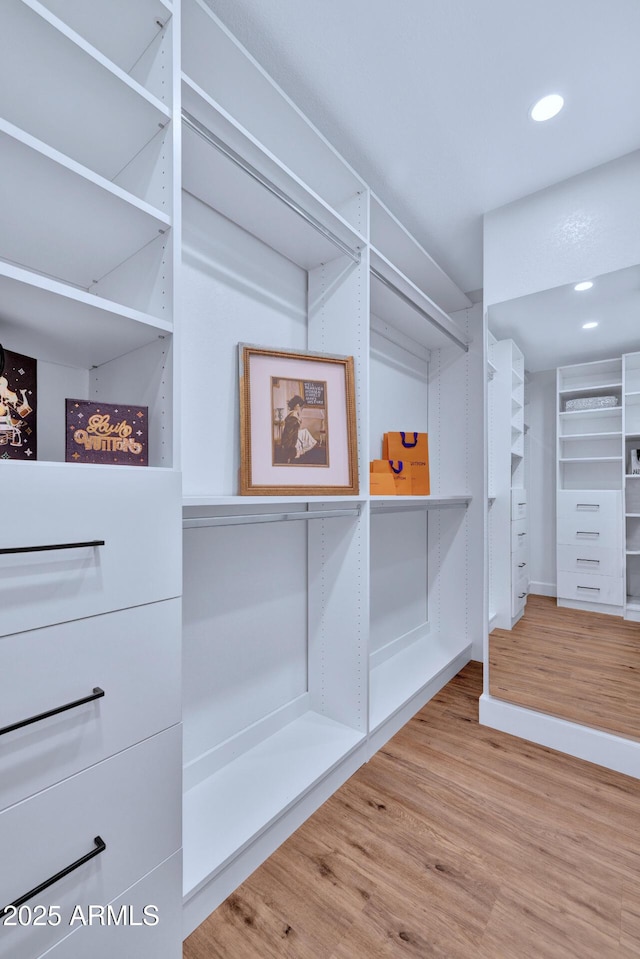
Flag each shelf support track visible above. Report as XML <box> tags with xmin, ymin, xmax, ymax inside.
<box><xmin>183</xmin><ymin>507</ymin><xmax>362</xmax><ymax>529</ymax></box>
<box><xmin>182</xmin><ymin>110</ymin><xmax>362</xmax><ymax>265</ymax></box>
<box><xmin>370</xmin><ymin>266</ymin><xmax>468</xmax><ymax>352</ymax></box>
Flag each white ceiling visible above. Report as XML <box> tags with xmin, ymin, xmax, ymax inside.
<box><xmin>205</xmin><ymin>0</ymin><xmax>640</xmax><ymax>298</ymax></box>
<box><xmin>488</xmin><ymin>264</ymin><xmax>640</xmax><ymax>372</ymax></box>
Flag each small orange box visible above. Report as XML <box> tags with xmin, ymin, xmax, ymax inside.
<box><xmin>370</xmin><ymin>459</ymin><xmax>412</xmax><ymax>494</ymax></box>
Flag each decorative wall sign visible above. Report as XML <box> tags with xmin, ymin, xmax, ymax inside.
<box><xmin>66</xmin><ymin>399</ymin><xmax>148</xmax><ymax>466</ymax></box>
<box><xmin>0</xmin><ymin>344</ymin><xmax>37</xmax><ymax>460</ymax></box>
<box><xmin>239</xmin><ymin>344</ymin><xmax>359</xmax><ymax>495</ymax></box>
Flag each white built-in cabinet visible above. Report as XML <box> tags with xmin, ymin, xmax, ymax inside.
<box><xmin>556</xmin><ymin>358</ymin><xmax>625</xmax><ymax>615</ymax></box>
<box><xmin>0</xmin><ymin>1</ymin><xmax>483</xmax><ymax>953</ymax></box>
<box><xmin>0</xmin><ymin>2</ymin><xmax>183</xmax><ymax>958</ymax></box>
<box><xmin>488</xmin><ymin>336</ymin><xmax>529</xmax><ymax>629</ymax></box>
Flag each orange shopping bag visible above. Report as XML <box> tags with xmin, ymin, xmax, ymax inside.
<box><xmin>370</xmin><ymin>459</ymin><xmax>412</xmax><ymax>494</ymax></box>
<box><xmin>382</xmin><ymin>432</ymin><xmax>429</xmax><ymax>494</ymax></box>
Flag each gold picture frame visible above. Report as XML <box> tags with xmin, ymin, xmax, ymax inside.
<box><xmin>239</xmin><ymin>343</ymin><xmax>359</xmax><ymax>496</ymax></box>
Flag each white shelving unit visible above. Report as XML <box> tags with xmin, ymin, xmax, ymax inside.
<box><xmin>178</xmin><ymin>1</ymin><xmax>482</xmax><ymax>937</ymax></box>
<box><xmin>556</xmin><ymin>358</ymin><xmax>624</xmax><ymax>615</ymax></box>
<box><xmin>0</xmin><ymin>4</ymin><xmax>182</xmax><ymax>959</ymax></box>
<box><xmin>623</xmin><ymin>351</ymin><xmax>640</xmax><ymax>621</ymax></box>
<box><xmin>487</xmin><ymin>336</ymin><xmax>528</xmax><ymax>629</ymax></box>
<box><xmin>2</xmin><ymin>3</ymin><xmax>484</xmax><ymax>952</ymax></box>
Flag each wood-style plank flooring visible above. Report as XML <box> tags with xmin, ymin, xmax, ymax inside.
<box><xmin>490</xmin><ymin>594</ymin><xmax>640</xmax><ymax>741</ymax></box>
<box><xmin>183</xmin><ymin>662</ymin><xmax>640</xmax><ymax>959</ymax></box>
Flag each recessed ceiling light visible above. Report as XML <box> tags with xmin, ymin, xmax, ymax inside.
<box><xmin>574</xmin><ymin>281</ymin><xmax>593</xmax><ymax>291</ymax></box>
<box><xmin>582</xmin><ymin>321</ymin><xmax>598</xmax><ymax>330</ymax></box>
<box><xmin>530</xmin><ymin>93</ymin><xmax>564</xmax><ymax>122</ymax></box>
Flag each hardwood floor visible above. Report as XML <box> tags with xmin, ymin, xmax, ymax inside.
<box><xmin>183</xmin><ymin>662</ymin><xmax>640</xmax><ymax>958</ymax></box>
<box><xmin>490</xmin><ymin>594</ymin><xmax>640</xmax><ymax>741</ymax></box>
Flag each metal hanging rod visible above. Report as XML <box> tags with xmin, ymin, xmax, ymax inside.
<box><xmin>371</xmin><ymin>500</ymin><xmax>469</xmax><ymax>516</ymax></box>
<box><xmin>182</xmin><ymin>110</ymin><xmax>362</xmax><ymax>265</ymax></box>
<box><xmin>370</xmin><ymin>266</ymin><xmax>468</xmax><ymax>352</ymax></box>
<box><xmin>183</xmin><ymin>507</ymin><xmax>361</xmax><ymax>530</ymax></box>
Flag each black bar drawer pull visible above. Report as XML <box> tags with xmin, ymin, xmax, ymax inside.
<box><xmin>576</xmin><ymin>531</ymin><xmax>599</xmax><ymax>537</ymax></box>
<box><xmin>1</xmin><ymin>837</ymin><xmax>106</xmax><ymax>918</ymax></box>
<box><xmin>577</xmin><ymin>557</ymin><xmax>600</xmax><ymax>564</ymax></box>
<box><xmin>0</xmin><ymin>540</ymin><xmax>105</xmax><ymax>556</ymax></box>
<box><xmin>0</xmin><ymin>688</ymin><xmax>104</xmax><ymax>737</ymax></box>
<box><xmin>518</xmin><ymin>592</ymin><xmax>527</xmax><ymax>599</ymax></box>
<box><xmin>518</xmin><ymin>562</ymin><xmax>526</xmax><ymax>568</ymax></box>
<box><xmin>577</xmin><ymin>585</ymin><xmax>600</xmax><ymax>592</ymax></box>
<box><xmin>576</xmin><ymin>503</ymin><xmax>600</xmax><ymax>511</ymax></box>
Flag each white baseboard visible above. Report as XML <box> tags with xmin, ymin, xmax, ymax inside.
<box><xmin>530</xmin><ymin>581</ymin><xmax>556</xmax><ymax>597</ymax></box>
<box><xmin>479</xmin><ymin>693</ymin><xmax>640</xmax><ymax>780</ymax></box>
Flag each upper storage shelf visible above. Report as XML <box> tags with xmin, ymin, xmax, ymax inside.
<box><xmin>37</xmin><ymin>0</ymin><xmax>172</xmax><ymax>96</ymax></box>
<box><xmin>370</xmin><ymin>195</ymin><xmax>471</xmax><ymax>315</ymax></box>
<box><xmin>181</xmin><ymin>0</ymin><xmax>366</xmax><ymax>235</ymax></box>
<box><xmin>0</xmin><ymin>0</ymin><xmax>171</xmax><ymax>196</ymax></box>
<box><xmin>0</xmin><ymin>119</ymin><xmax>170</xmax><ymax>296</ymax></box>
<box><xmin>181</xmin><ymin>77</ymin><xmax>365</xmax><ymax>271</ymax></box>
<box><xmin>370</xmin><ymin>248</ymin><xmax>468</xmax><ymax>352</ymax></box>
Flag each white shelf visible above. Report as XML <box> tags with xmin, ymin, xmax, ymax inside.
<box><xmin>183</xmin><ymin>711</ymin><xmax>363</xmax><ymax>896</ymax></box>
<box><xmin>181</xmin><ymin>74</ymin><xmax>365</xmax><ymax>271</ymax></box>
<box><xmin>625</xmin><ymin>391</ymin><xmax>640</xmax><ymax>397</ymax></box>
<box><xmin>626</xmin><ymin>514</ymin><xmax>640</xmax><ymax>518</ymax></box>
<box><xmin>559</xmin><ymin>407</ymin><xmax>622</xmax><ymax>417</ymax></box>
<box><xmin>369</xmin><ymin>631</ymin><xmax>468</xmax><ymax>732</ymax></box>
<box><xmin>183</xmin><ymin>495</ymin><xmax>364</xmax><ymax>508</ymax></box>
<box><xmin>369</xmin><ymin>247</ymin><xmax>467</xmax><ymax>352</ymax></box>
<box><xmin>0</xmin><ymin>118</ymin><xmax>170</xmax><ymax>292</ymax></box>
<box><xmin>41</xmin><ymin>0</ymin><xmax>172</xmax><ymax>77</ymax></box>
<box><xmin>626</xmin><ymin>475</ymin><xmax>640</xmax><ymax>479</ymax></box>
<box><xmin>559</xmin><ymin>382</ymin><xmax>622</xmax><ymax>395</ymax></box>
<box><xmin>626</xmin><ymin>551</ymin><xmax>640</xmax><ymax>555</ymax></box>
<box><xmin>559</xmin><ymin>457</ymin><xmax>622</xmax><ymax>463</ymax></box>
<box><xmin>561</xmin><ymin>432</ymin><xmax>622</xmax><ymax>439</ymax></box>
<box><xmin>627</xmin><ymin>596</ymin><xmax>640</xmax><ymax>611</ymax></box>
<box><xmin>369</xmin><ymin>193</ymin><xmax>471</xmax><ymax>315</ymax></box>
<box><xmin>0</xmin><ymin>0</ymin><xmax>171</xmax><ymax>186</ymax></box>
<box><xmin>0</xmin><ymin>260</ymin><xmax>171</xmax><ymax>369</ymax></box>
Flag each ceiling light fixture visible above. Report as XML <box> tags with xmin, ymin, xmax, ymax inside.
<box><xmin>582</xmin><ymin>321</ymin><xmax>598</xmax><ymax>330</ymax></box>
<box><xmin>574</xmin><ymin>281</ymin><xmax>593</xmax><ymax>291</ymax></box>
<box><xmin>530</xmin><ymin>93</ymin><xmax>564</xmax><ymax>122</ymax></box>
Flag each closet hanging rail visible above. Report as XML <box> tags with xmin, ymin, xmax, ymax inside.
<box><xmin>183</xmin><ymin>507</ymin><xmax>361</xmax><ymax>530</ymax></box>
<box><xmin>370</xmin><ymin>266</ymin><xmax>468</xmax><ymax>352</ymax></box>
<box><xmin>182</xmin><ymin>110</ymin><xmax>362</xmax><ymax>265</ymax></box>
<box><xmin>371</xmin><ymin>498</ymin><xmax>470</xmax><ymax>515</ymax></box>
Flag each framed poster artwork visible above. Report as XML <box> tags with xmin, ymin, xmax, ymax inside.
<box><xmin>239</xmin><ymin>344</ymin><xmax>359</xmax><ymax>495</ymax></box>
<box><xmin>0</xmin><ymin>342</ymin><xmax>37</xmax><ymax>461</ymax></box>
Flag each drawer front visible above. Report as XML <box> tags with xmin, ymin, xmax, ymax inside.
<box><xmin>511</xmin><ymin>580</ymin><xmax>528</xmax><ymax>617</ymax></box>
<box><xmin>511</xmin><ymin>520</ymin><xmax>529</xmax><ymax>557</ymax></box>
<box><xmin>557</xmin><ymin>571</ymin><xmax>624</xmax><ymax>606</ymax></box>
<box><xmin>0</xmin><ymin>464</ymin><xmax>181</xmax><ymax>637</ymax></box>
<box><xmin>0</xmin><ymin>726</ymin><xmax>181</xmax><ymax>959</ymax></box>
<box><xmin>511</xmin><ymin>489</ymin><xmax>527</xmax><ymax>521</ymax></box>
<box><xmin>512</xmin><ymin>556</ymin><xmax>529</xmax><ymax>584</ymax></box>
<box><xmin>557</xmin><ymin>545</ymin><xmax>622</xmax><ymax>578</ymax></box>
<box><xmin>557</xmin><ymin>490</ymin><xmax>621</xmax><ymax>549</ymax></box>
<box><xmin>39</xmin><ymin>852</ymin><xmax>182</xmax><ymax>959</ymax></box>
<box><xmin>0</xmin><ymin>600</ymin><xmax>181</xmax><ymax>812</ymax></box>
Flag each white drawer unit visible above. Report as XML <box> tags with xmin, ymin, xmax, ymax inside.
<box><xmin>0</xmin><ymin>464</ymin><xmax>182</xmax><ymax>637</ymax></box>
<box><xmin>557</xmin><ymin>544</ymin><xmax>622</xmax><ymax>578</ymax></box>
<box><xmin>36</xmin><ymin>852</ymin><xmax>182</xmax><ymax>959</ymax></box>
<box><xmin>556</xmin><ymin>490</ymin><xmax>622</xmax><ymax>549</ymax></box>
<box><xmin>0</xmin><ymin>727</ymin><xmax>181</xmax><ymax>959</ymax></box>
<box><xmin>557</xmin><ymin>570</ymin><xmax>625</xmax><ymax>607</ymax></box>
<box><xmin>0</xmin><ymin>599</ymin><xmax>181</xmax><ymax>812</ymax></box>
<box><xmin>511</xmin><ymin>488</ymin><xmax>527</xmax><ymax>521</ymax></box>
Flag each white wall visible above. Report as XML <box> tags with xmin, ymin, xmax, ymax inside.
<box><xmin>484</xmin><ymin>150</ymin><xmax>640</xmax><ymax>306</ymax></box>
<box><xmin>526</xmin><ymin>369</ymin><xmax>556</xmax><ymax>595</ymax></box>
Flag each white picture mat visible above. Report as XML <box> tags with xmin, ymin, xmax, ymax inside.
<box><xmin>249</xmin><ymin>353</ymin><xmax>350</xmax><ymax>487</ymax></box>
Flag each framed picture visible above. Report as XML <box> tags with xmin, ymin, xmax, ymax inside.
<box><xmin>239</xmin><ymin>343</ymin><xmax>359</xmax><ymax>495</ymax></box>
